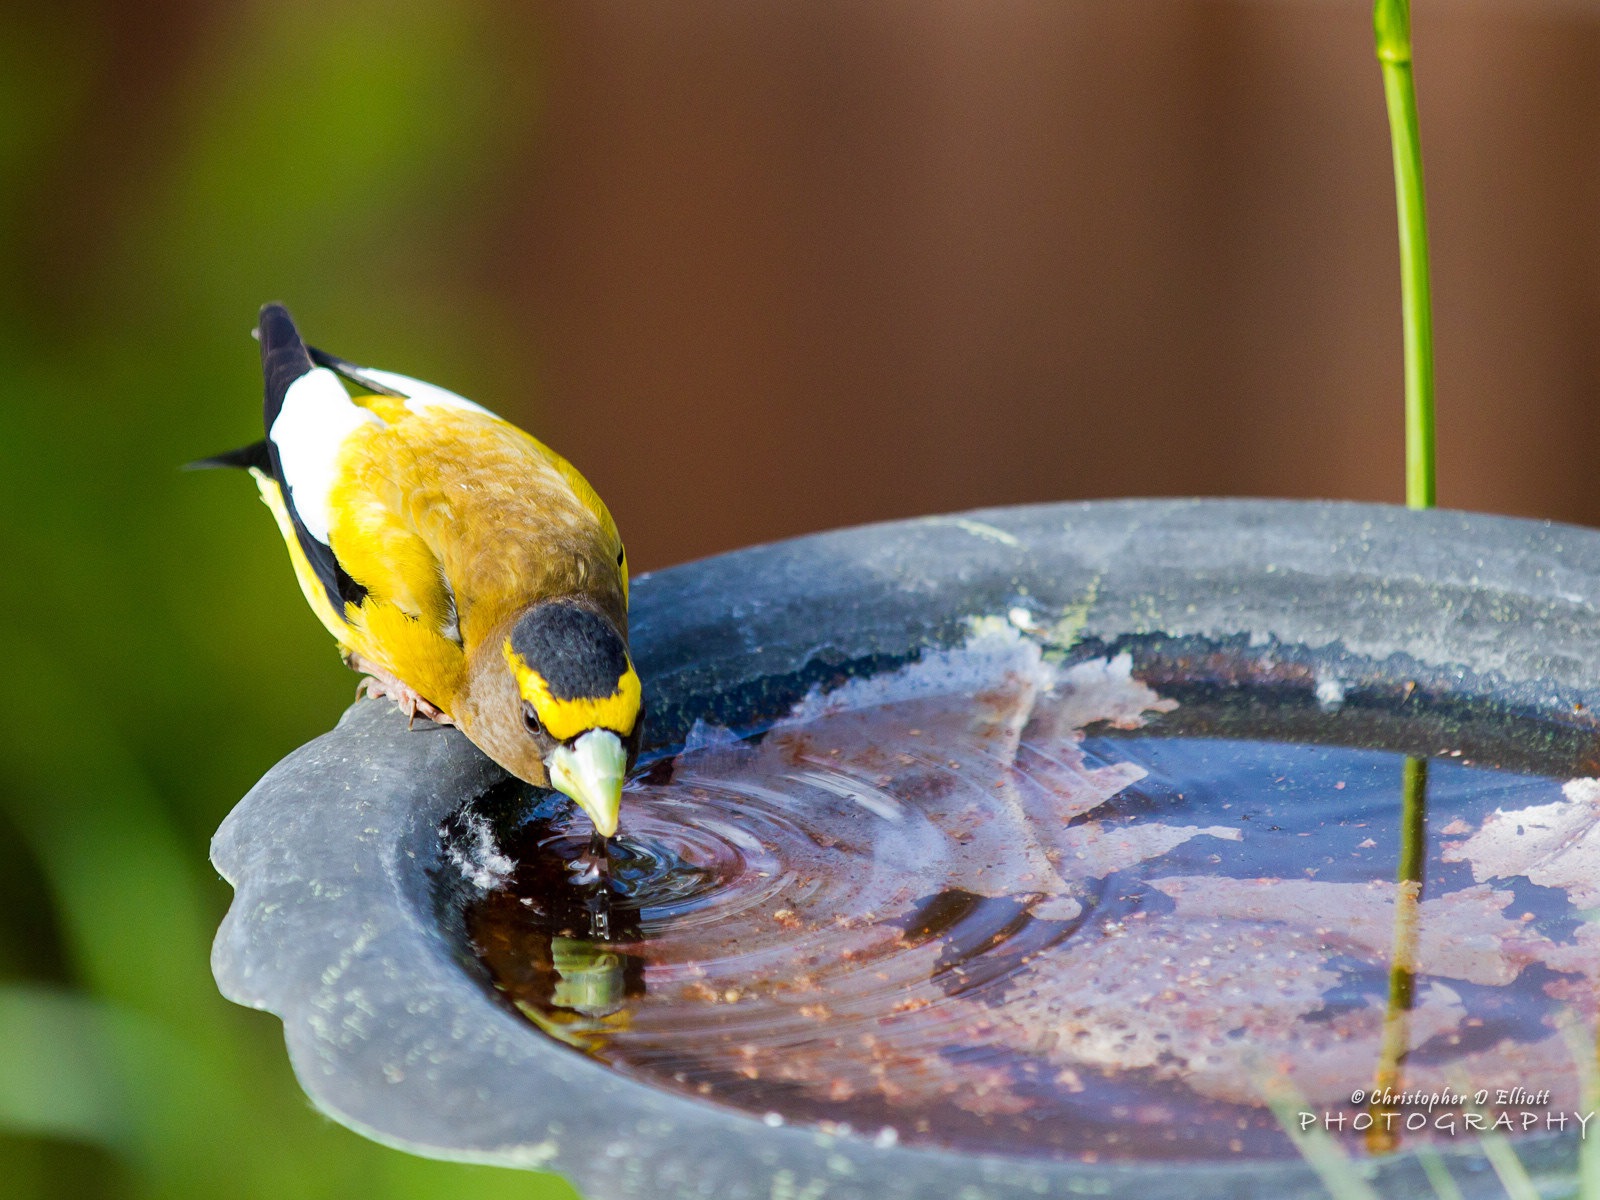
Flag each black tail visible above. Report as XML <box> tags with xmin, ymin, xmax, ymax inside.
<box><xmin>183</xmin><ymin>440</ymin><xmax>273</xmax><ymax>473</ymax></box>
<box><xmin>258</xmin><ymin>302</ymin><xmax>314</xmax><ymax>430</ymax></box>
<box><xmin>307</xmin><ymin>345</ymin><xmax>406</xmax><ymax>397</ymax></box>
<box><xmin>183</xmin><ymin>305</ymin><xmax>305</xmax><ymax>473</ymax></box>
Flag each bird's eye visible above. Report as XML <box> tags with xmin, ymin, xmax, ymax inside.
<box><xmin>522</xmin><ymin>701</ymin><xmax>544</xmax><ymax>736</ymax></box>
<box><xmin>616</xmin><ymin>546</ymin><xmax>626</xmax><ymax>568</ymax></box>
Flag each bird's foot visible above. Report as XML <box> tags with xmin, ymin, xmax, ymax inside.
<box><xmin>345</xmin><ymin>652</ymin><xmax>455</xmax><ymax>728</ymax></box>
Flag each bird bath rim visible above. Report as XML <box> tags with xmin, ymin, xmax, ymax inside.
<box><xmin>210</xmin><ymin>497</ymin><xmax>1600</xmax><ymax>1199</ymax></box>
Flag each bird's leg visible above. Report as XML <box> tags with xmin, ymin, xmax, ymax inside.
<box><xmin>342</xmin><ymin>650</ymin><xmax>455</xmax><ymax>727</ymax></box>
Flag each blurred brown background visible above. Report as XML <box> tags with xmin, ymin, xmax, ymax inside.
<box><xmin>3</xmin><ymin>2</ymin><xmax>1599</xmax><ymax>1197</ymax></box>
<box><xmin>522</xmin><ymin>0</ymin><xmax>1600</xmax><ymax>567</ymax></box>
<box><xmin>14</xmin><ymin>1</ymin><xmax>1600</xmax><ymax>572</ymax></box>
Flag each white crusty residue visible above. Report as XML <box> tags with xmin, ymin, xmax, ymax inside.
<box><xmin>445</xmin><ymin>810</ymin><xmax>514</xmax><ymax>891</ymax></box>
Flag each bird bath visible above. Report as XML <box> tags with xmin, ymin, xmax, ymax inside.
<box><xmin>212</xmin><ymin>499</ymin><xmax>1600</xmax><ymax>1199</ymax></box>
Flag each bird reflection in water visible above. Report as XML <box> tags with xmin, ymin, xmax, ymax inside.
<box><xmin>467</xmin><ymin>823</ymin><xmax>648</xmax><ymax>1053</ymax></box>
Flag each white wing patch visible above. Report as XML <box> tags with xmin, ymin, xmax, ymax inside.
<box><xmin>354</xmin><ymin>366</ymin><xmax>497</xmax><ymax>418</ymax></box>
<box><xmin>270</xmin><ymin>367</ymin><xmax>383</xmax><ymax>543</ymax></box>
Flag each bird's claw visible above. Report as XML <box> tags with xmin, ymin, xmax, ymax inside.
<box><xmin>347</xmin><ymin>654</ymin><xmax>455</xmax><ymax>728</ymax></box>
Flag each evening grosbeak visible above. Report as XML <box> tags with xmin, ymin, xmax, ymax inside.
<box><xmin>196</xmin><ymin>304</ymin><xmax>641</xmax><ymax>837</ymax></box>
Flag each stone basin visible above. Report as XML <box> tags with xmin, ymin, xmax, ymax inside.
<box><xmin>211</xmin><ymin>498</ymin><xmax>1600</xmax><ymax>1199</ymax></box>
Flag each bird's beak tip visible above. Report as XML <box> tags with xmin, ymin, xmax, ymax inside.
<box><xmin>575</xmin><ymin>788</ymin><xmax>621</xmax><ymax>840</ymax></box>
<box><xmin>546</xmin><ymin>729</ymin><xmax>627</xmax><ymax>840</ymax></box>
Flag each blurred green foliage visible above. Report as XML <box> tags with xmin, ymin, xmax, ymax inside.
<box><xmin>0</xmin><ymin>1</ymin><xmax>575</xmax><ymax>1195</ymax></box>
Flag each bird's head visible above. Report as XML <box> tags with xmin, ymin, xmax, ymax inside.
<box><xmin>496</xmin><ymin>599</ymin><xmax>643</xmax><ymax>838</ymax></box>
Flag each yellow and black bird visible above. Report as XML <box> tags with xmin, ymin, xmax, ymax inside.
<box><xmin>198</xmin><ymin>304</ymin><xmax>641</xmax><ymax>837</ymax></box>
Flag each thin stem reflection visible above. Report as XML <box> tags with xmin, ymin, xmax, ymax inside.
<box><xmin>1368</xmin><ymin>755</ymin><xmax>1429</xmax><ymax>1152</ymax></box>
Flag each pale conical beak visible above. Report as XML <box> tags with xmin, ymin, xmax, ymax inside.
<box><xmin>545</xmin><ymin>729</ymin><xmax>626</xmax><ymax>838</ymax></box>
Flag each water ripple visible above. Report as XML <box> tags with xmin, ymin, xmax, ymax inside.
<box><xmin>461</xmin><ymin>632</ymin><xmax>1600</xmax><ymax>1163</ymax></box>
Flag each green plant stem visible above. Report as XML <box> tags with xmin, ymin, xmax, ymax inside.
<box><xmin>1375</xmin><ymin>0</ymin><xmax>1436</xmax><ymax>510</ymax></box>
<box><xmin>1416</xmin><ymin>1146</ymin><xmax>1467</xmax><ymax>1200</ymax></box>
<box><xmin>1266</xmin><ymin>1082</ymin><xmax>1383</xmax><ymax>1200</ymax></box>
<box><xmin>1472</xmin><ymin>1112</ymin><xmax>1543</xmax><ymax>1200</ymax></box>
<box><xmin>1558</xmin><ymin>1012</ymin><xmax>1600</xmax><ymax>1200</ymax></box>
<box><xmin>1589</xmin><ymin>1023</ymin><xmax>1600</xmax><ymax>1200</ymax></box>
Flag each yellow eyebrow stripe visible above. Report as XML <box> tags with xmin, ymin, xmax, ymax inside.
<box><xmin>504</xmin><ymin>644</ymin><xmax>641</xmax><ymax>741</ymax></box>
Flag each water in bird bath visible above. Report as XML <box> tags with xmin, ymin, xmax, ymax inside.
<box><xmin>456</xmin><ymin>624</ymin><xmax>1600</xmax><ymax>1164</ymax></box>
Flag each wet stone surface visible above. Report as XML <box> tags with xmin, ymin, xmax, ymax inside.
<box><xmin>456</xmin><ymin>626</ymin><xmax>1600</xmax><ymax>1164</ymax></box>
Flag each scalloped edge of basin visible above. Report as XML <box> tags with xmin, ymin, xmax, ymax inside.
<box><xmin>211</xmin><ymin>498</ymin><xmax>1600</xmax><ymax>1200</ymax></box>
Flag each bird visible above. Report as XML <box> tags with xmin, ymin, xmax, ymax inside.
<box><xmin>194</xmin><ymin>303</ymin><xmax>641</xmax><ymax>837</ymax></box>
